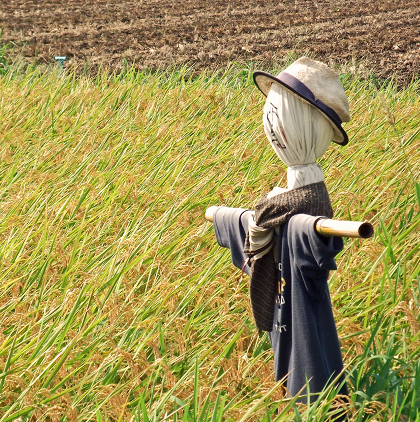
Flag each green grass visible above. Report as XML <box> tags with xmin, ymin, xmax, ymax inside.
<box><xmin>0</xmin><ymin>61</ymin><xmax>419</xmax><ymax>421</ymax></box>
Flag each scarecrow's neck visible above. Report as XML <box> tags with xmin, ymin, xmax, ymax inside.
<box><xmin>267</xmin><ymin>162</ymin><xmax>325</xmax><ymax>199</ymax></box>
<box><xmin>286</xmin><ymin>163</ymin><xmax>325</xmax><ymax>190</ymax></box>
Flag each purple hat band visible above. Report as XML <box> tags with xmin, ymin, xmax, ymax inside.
<box><xmin>253</xmin><ymin>70</ymin><xmax>348</xmax><ymax>145</ymax></box>
<box><xmin>278</xmin><ymin>73</ymin><xmax>342</xmax><ymax>125</ymax></box>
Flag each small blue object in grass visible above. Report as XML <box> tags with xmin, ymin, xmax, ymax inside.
<box><xmin>54</xmin><ymin>56</ymin><xmax>67</xmax><ymax>69</ymax></box>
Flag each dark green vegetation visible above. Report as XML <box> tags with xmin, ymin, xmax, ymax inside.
<box><xmin>0</xmin><ymin>61</ymin><xmax>419</xmax><ymax>420</ymax></box>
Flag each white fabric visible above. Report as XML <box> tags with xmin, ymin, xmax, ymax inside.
<box><xmin>249</xmin><ymin>84</ymin><xmax>335</xmax><ymax>259</ymax></box>
<box><xmin>266</xmin><ymin>186</ymin><xmax>288</xmax><ymax>199</ymax></box>
<box><xmin>287</xmin><ymin>163</ymin><xmax>325</xmax><ymax>190</ymax></box>
<box><xmin>248</xmin><ymin>212</ymin><xmax>274</xmax><ymax>259</ymax></box>
<box><xmin>263</xmin><ymin>82</ymin><xmax>334</xmax><ymax>189</ymax></box>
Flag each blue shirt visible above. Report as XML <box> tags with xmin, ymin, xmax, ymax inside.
<box><xmin>213</xmin><ymin>207</ymin><xmax>347</xmax><ymax>402</ymax></box>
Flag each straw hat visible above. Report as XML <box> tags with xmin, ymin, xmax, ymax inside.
<box><xmin>253</xmin><ymin>57</ymin><xmax>351</xmax><ymax>145</ymax></box>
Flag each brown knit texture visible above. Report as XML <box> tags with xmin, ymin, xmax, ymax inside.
<box><xmin>254</xmin><ymin>182</ymin><xmax>333</xmax><ymax>227</ymax></box>
<box><xmin>245</xmin><ymin>182</ymin><xmax>334</xmax><ymax>332</ymax></box>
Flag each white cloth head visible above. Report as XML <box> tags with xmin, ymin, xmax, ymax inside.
<box><xmin>248</xmin><ymin>82</ymin><xmax>336</xmax><ymax>258</ymax></box>
<box><xmin>263</xmin><ymin>82</ymin><xmax>334</xmax><ymax>190</ymax></box>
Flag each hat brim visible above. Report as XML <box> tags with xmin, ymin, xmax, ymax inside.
<box><xmin>253</xmin><ymin>71</ymin><xmax>348</xmax><ymax>146</ymax></box>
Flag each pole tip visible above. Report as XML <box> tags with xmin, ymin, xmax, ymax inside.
<box><xmin>358</xmin><ymin>222</ymin><xmax>374</xmax><ymax>238</ymax></box>
<box><xmin>205</xmin><ymin>206</ymin><xmax>218</xmax><ymax>222</ymax></box>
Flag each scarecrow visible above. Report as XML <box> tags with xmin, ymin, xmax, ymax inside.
<box><xmin>206</xmin><ymin>58</ymin><xmax>372</xmax><ymax>404</ymax></box>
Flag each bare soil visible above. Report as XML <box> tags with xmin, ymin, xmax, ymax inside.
<box><xmin>1</xmin><ymin>0</ymin><xmax>420</xmax><ymax>84</ymax></box>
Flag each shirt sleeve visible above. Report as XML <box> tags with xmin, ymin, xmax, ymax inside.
<box><xmin>213</xmin><ymin>207</ymin><xmax>253</xmax><ymax>275</ymax></box>
<box><xmin>288</xmin><ymin>214</ymin><xmax>343</xmax><ymax>300</ymax></box>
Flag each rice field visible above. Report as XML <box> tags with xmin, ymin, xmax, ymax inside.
<box><xmin>0</xmin><ymin>60</ymin><xmax>419</xmax><ymax>421</ymax></box>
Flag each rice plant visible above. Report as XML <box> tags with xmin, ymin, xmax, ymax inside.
<box><xmin>0</xmin><ymin>61</ymin><xmax>419</xmax><ymax>421</ymax></box>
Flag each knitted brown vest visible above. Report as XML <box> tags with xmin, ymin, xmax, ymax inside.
<box><xmin>244</xmin><ymin>181</ymin><xmax>334</xmax><ymax>332</ymax></box>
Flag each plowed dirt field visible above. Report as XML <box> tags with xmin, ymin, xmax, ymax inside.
<box><xmin>1</xmin><ymin>0</ymin><xmax>420</xmax><ymax>84</ymax></box>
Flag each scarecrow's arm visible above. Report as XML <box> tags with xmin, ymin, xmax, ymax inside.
<box><xmin>205</xmin><ymin>206</ymin><xmax>373</xmax><ymax>239</ymax></box>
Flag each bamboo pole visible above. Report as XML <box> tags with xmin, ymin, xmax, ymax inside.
<box><xmin>314</xmin><ymin>217</ymin><xmax>374</xmax><ymax>238</ymax></box>
<box><xmin>205</xmin><ymin>206</ymin><xmax>374</xmax><ymax>239</ymax></box>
